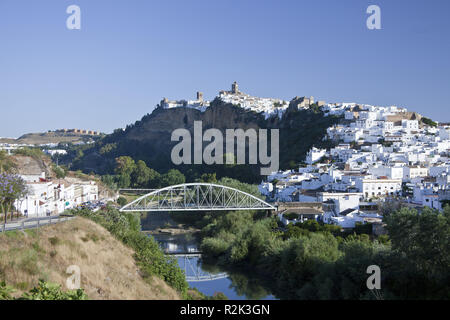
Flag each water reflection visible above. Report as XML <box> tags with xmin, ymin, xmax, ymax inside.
<box><xmin>148</xmin><ymin>232</ymin><xmax>277</xmax><ymax>300</ymax></box>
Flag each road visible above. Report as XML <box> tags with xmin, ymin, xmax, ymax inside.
<box><xmin>0</xmin><ymin>215</ymin><xmax>75</xmax><ymax>233</ymax></box>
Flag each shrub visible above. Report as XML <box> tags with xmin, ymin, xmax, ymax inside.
<box><xmin>20</xmin><ymin>280</ymin><xmax>87</xmax><ymax>300</ymax></box>
<box><xmin>0</xmin><ymin>281</ymin><xmax>14</xmax><ymax>300</ymax></box>
<box><xmin>201</xmin><ymin>237</ymin><xmax>231</xmax><ymax>257</ymax></box>
<box><xmin>117</xmin><ymin>196</ymin><xmax>127</xmax><ymax>207</ymax></box>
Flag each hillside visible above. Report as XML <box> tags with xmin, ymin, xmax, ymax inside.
<box><xmin>67</xmin><ymin>98</ymin><xmax>342</xmax><ymax>182</ymax></box>
<box><xmin>12</xmin><ymin>154</ymin><xmax>54</xmax><ymax>178</ymax></box>
<box><xmin>0</xmin><ymin>131</ymin><xmax>102</xmax><ymax>145</ymax></box>
<box><xmin>0</xmin><ymin>217</ymin><xmax>180</xmax><ymax>300</ymax></box>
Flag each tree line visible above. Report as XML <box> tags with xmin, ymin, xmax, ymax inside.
<box><xmin>198</xmin><ymin>206</ymin><xmax>449</xmax><ymax>300</ymax></box>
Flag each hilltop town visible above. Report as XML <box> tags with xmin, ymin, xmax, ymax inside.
<box><xmin>159</xmin><ymin>82</ymin><xmax>450</xmax><ymax>230</ymax></box>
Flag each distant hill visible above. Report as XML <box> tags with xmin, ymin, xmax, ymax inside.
<box><xmin>66</xmin><ymin>98</ymin><xmax>341</xmax><ymax>183</ymax></box>
<box><xmin>0</xmin><ymin>131</ymin><xmax>103</xmax><ymax>145</ymax></box>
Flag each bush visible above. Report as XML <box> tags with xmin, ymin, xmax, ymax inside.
<box><xmin>13</xmin><ymin>147</ymin><xmax>45</xmax><ymax>159</ymax></box>
<box><xmin>20</xmin><ymin>280</ymin><xmax>87</xmax><ymax>300</ymax></box>
<box><xmin>421</xmin><ymin>117</ymin><xmax>437</xmax><ymax>127</ymax></box>
<box><xmin>117</xmin><ymin>196</ymin><xmax>128</xmax><ymax>207</ymax></box>
<box><xmin>198</xmin><ymin>205</ymin><xmax>450</xmax><ymax>300</ymax></box>
<box><xmin>0</xmin><ymin>281</ymin><xmax>14</xmax><ymax>300</ymax></box>
<box><xmin>200</xmin><ymin>238</ymin><xmax>231</xmax><ymax>257</ymax></box>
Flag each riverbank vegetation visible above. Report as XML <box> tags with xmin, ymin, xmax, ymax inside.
<box><xmin>199</xmin><ymin>206</ymin><xmax>450</xmax><ymax>300</ymax></box>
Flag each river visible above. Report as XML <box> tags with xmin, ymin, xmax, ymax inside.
<box><xmin>140</xmin><ymin>213</ymin><xmax>277</xmax><ymax>300</ymax></box>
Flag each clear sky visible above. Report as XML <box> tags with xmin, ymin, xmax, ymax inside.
<box><xmin>1</xmin><ymin>0</ymin><xmax>449</xmax><ymax>138</ymax></box>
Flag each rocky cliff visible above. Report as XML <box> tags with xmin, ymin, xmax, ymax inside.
<box><xmin>69</xmin><ymin>99</ymin><xmax>341</xmax><ymax>182</ymax></box>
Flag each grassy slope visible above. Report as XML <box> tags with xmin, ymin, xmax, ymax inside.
<box><xmin>0</xmin><ymin>217</ymin><xmax>179</xmax><ymax>300</ymax></box>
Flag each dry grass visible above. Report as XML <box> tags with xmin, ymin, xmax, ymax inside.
<box><xmin>0</xmin><ymin>217</ymin><xmax>180</xmax><ymax>300</ymax></box>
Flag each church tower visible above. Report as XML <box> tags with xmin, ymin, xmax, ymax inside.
<box><xmin>232</xmin><ymin>81</ymin><xmax>239</xmax><ymax>94</ymax></box>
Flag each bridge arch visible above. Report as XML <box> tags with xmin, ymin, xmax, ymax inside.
<box><xmin>119</xmin><ymin>183</ymin><xmax>276</xmax><ymax>212</ymax></box>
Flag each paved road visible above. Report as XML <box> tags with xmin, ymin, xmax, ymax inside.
<box><xmin>0</xmin><ymin>215</ymin><xmax>75</xmax><ymax>233</ymax></box>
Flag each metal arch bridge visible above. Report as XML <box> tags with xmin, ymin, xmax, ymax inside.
<box><xmin>119</xmin><ymin>183</ymin><xmax>276</xmax><ymax>212</ymax></box>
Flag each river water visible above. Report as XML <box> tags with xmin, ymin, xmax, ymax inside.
<box><xmin>141</xmin><ymin>213</ymin><xmax>277</xmax><ymax>300</ymax></box>
<box><xmin>152</xmin><ymin>233</ymin><xmax>277</xmax><ymax>300</ymax></box>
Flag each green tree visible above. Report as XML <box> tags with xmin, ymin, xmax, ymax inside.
<box><xmin>114</xmin><ymin>156</ymin><xmax>136</xmax><ymax>176</ymax></box>
<box><xmin>99</xmin><ymin>143</ymin><xmax>117</xmax><ymax>155</ymax></box>
<box><xmin>198</xmin><ymin>173</ymin><xmax>217</xmax><ymax>183</ymax></box>
<box><xmin>117</xmin><ymin>196</ymin><xmax>128</xmax><ymax>207</ymax></box>
<box><xmin>160</xmin><ymin>169</ymin><xmax>185</xmax><ymax>187</ymax></box>
<box><xmin>117</xmin><ymin>174</ymin><xmax>131</xmax><ymax>188</ymax></box>
<box><xmin>385</xmin><ymin>207</ymin><xmax>450</xmax><ymax>278</ymax></box>
<box><xmin>20</xmin><ymin>280</ymin><xmax>87</xmax><ymax>300</ymax></box>
<box><xmin>114</xmin><ymin>156</ymin><xmax>136</xmax><ymax>188</ymax></box>
<box><xmin>52</xmin><ymin>164</ymin><xmax>67</xmax><ymax>179</ymax></box>
<box><xmin>421</xmin><ymin>117</ymin><xmax>437</xmax><ymax>127</ymax></box>
<box><xmin>101</xmin><ymin>174</ymin><xmax>117</xmax><ymax>190</ymax></box>
<box><xmin>131</xmin><ymin>160</ymin><xmax>150</xmax><ymax>187</ymax></box>
<box><xmin>0</xmin><ymin>173</ymin><xmax>28</xmax><ymax>223</ymax></box>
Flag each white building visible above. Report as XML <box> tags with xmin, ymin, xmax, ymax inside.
<box><xmin>359</xmin><ymin>178</ymin><xmax>402</xmax><ymax>199</ymax></box>
<box><xmin>15</xmin><ymin>181</ymin><xmax>99</xmax><ymax>217</ymax></box>
<box><xmin>306</xmin><ymin>147</ymin><xmax>327</xmax><ymax>165</ymax></box>
<box><xmin>318</xmin><ymin>192</ymin><xmax>362</xmax><ymax>215</ymax></box>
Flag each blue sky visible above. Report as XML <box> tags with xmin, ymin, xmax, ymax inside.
<box><xmin>1</xmin><ymin>0</ymin><xmax>449</xmax><ymax>137</ymax></box>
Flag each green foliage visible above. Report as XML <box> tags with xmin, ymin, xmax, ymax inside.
<box><xmin>99</xmin><ymin>143</ymin><xmax>117</xmax><ymax>155</ymax></box>
<box><xmin>197</xmin><ymin>173</ymin><xmax>217</xmax><ymax>183</ymax></box>
<box><xmin>131</xmin><ymin>160</ymin><xmax>157</xmax><ymax>188</ymax></box>
<box><xmin>201</xmin><ymin>237</ymin><xmax>231</xmax><ymax>257</ymax></box>
<box><xmin>52</xmin><ymin>165</ymin><xmax>67</xmax><ymax>179</ymax></box>
<box><xmin>101</xmin><ymin>174</ymin><xmax>117</xmax><ymax>190</ymax></box>
<box><xmin>385</xmin><ymin>207</ymin><xmax>450</xmax><ymax>279</ymax></box>
<box><xmin>65</xmin><ymin>102</ymin><xmax>342</xmax><ymax>183</ymax></box>
<box><xmin>216</xmin><ymin>177</ymin><xmax>262</xmax><ymax>199</ymax></box>
<box><xmin>12</xmin><ymin>147</ymin><xmax>45</xmax><ymax>159</ymax></box>
<box><xmin>1</xmin><ymin>173</ymin><xmax>28</xmax><ymax>222</ymax></box>
<box><xmin>1</xmin><ymin>280</ymin><xmax>87</xmax><ymax>300</ymax></box>
<box><xmin>283</xmin><ymin>224</ymin><xmax>311</xmax><ymax>240</ymax></box>
<box><xmin>114</xmin><ymin>156</ymin><xmax>136</xmax><ymax>176</ymax></box>
<box><xmin>117</xmin><ymin>196</ymin><xmax>128</xmax><ymax>207</ymax></box>
<box><xmin>20</xmin><ymin>280</ymin><xmax>87</xmax><ymax>300</ymax></box>
<box><xmin>199</xmin><ymin>205</ymin><xmax>450</xmax><ymax>300</ymax></box>
<box><xmin>160</xmin><ymin>169</ymin><xmax>185</xmax><ymax>187</ymax></box>
<box><xmin>421</xmin><ymin>117</ymin><xmax>437</xmax><ymax>127</ymax></box>
<box><xmin>0</xmin><ymin>281</ymin><xmax>14</xmax><ymax>300</ymax></box>
<box><xmin>0</xmin><ymin>150</ymin><xmax>17</xmax><ymax>173</ymax></box>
